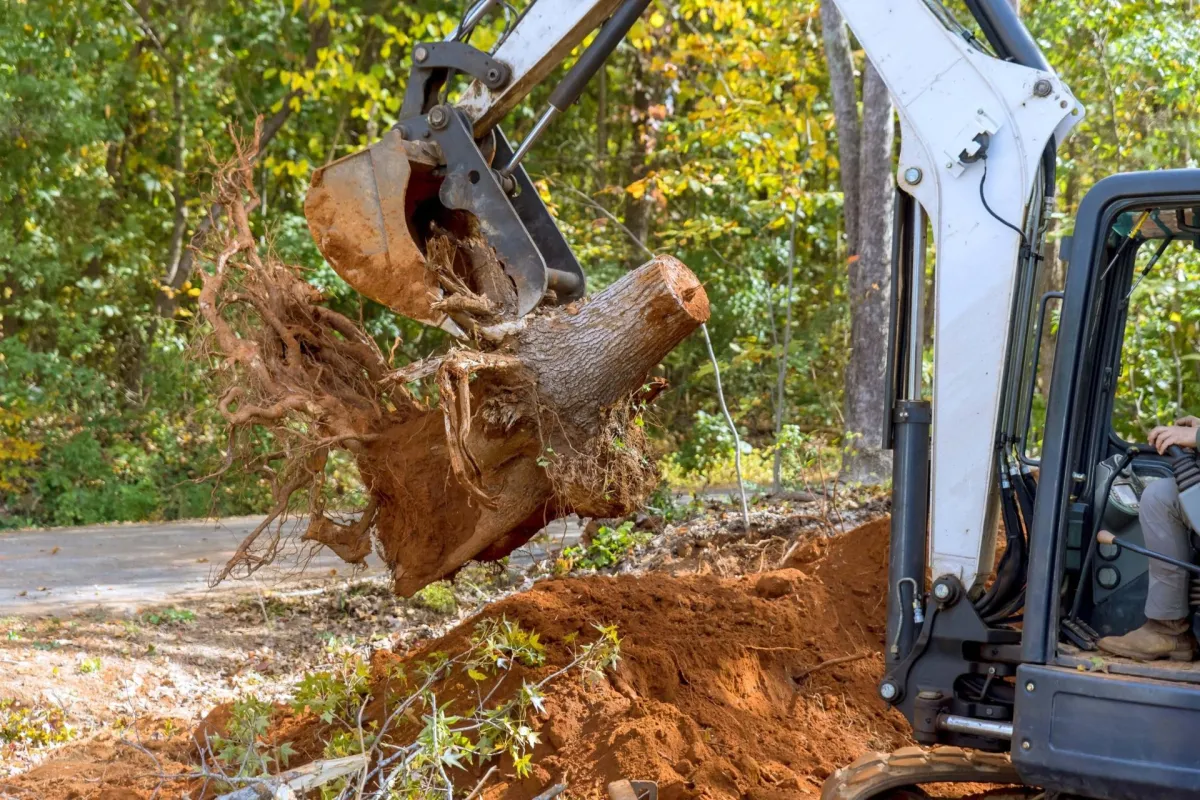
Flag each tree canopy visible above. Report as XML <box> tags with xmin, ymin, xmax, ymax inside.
<box><xmin>2</xmin><ymin>0</ymin><xmax>1199</xmax><ymax>527</ymax></box>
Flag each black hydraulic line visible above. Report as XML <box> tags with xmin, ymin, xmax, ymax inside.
<box><xmin>983</xmin><ymin>467</ymin><xmax>1035</xmax><ymax>622</ymax></box>
<box><xmin>962</xmin><ymin>0</ymin><xmax>1050</xmax><ymax>70</ymax></box>
<box><xmin>1067</xmin><ymin>448</ymin><xmax>1136</xmax><ymax>622</ymax></box>
<box><xmin>977</xmin><ymin>454</ymin><xmax>1026</xmax><ymax>618</ymax></box>
<box><xmin>550</xmin><ymin>0</ymin><xmax>650</xmax><ymax>114</ymax></box>
<box><xmin>988</xmin><ymin>586</ymin><xmax>1026</xmax><ymax>623</ymax></box>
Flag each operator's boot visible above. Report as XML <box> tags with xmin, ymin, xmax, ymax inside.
<box><xmin>1097</xmin><ymin>618</ymin><xmax>1196</xmax><ymax>662</ymax></box>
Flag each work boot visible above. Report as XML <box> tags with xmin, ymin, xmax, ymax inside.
<box><xmin>1097</xmin><ymin>618</ymin><xmax>1196</xmax><ymax>662</ymax></box>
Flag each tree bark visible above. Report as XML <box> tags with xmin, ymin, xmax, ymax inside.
<box><xmin>819</xmin><ymin>0</ymin><xmax>861</xmax><ymax>256</ymax></box>
<box><xmin>819</xmin><ymin>4</ymin><xmax>896</xmax><ymax>483</ymax></box>
<box><xmin>842</xmin><ymin>62</ymin><xmax>895</xmax><ymax>483</ymax></box>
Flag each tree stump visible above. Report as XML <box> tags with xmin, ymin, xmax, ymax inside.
<box><xmin>198</xmin><ymin>141</ymin><xmax>709</xmax><ymax>595</ymax></box>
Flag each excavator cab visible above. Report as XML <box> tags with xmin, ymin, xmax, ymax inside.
<box><xmin>1007</xmin><ymin>177</ymin><xmax>1200</xmax><ymax>799</ymax></box>
<box><xmin>1061</xmin><ymin>203</ymin><xmax>1200</xmax><ymax>643</ymax></box>
<box><xmin>838</xmin><ymin>173</ymin><xmax>1200</xmax><ymax>800</ymax></box>
<box><xmin>830</xmin><ymin>1</ymin><xmax>1200</xmax><ymax>795</ymax></box>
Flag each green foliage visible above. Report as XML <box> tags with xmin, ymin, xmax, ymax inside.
<box><xmin>0</xmin><ymin>699</ymin><xmax>74</xmax><ymax>749</ymax></box>
<box><xmin>645</xmin><ymin>482</ymin><xmax>700</xmax><ymax>525</ymax></box>
<box><xmin>210</xmin><ymin>695</ymin><xmax>296</xmax><ymax>778</ymax></box>
<box><xmin>1112</xmin><ymin>238</ymin><xmax>1200</xmax><ymax>440</ymax></box>
<box><xmin>411</xmin><ymin>581</ymin><xmax>458</xmax><ymax>616</ymax></box>
<box><xmin>141</xmin><ymin>607</ymin><xmax>197</xmax><ymax>626</ymax></box>
<box><xmin>5</xmin><ymin>0</ymin><xmax>1200</xmax><ymax>528</ymax></box>
<box><xmin>675</xmin><ymin>409</ymin><xmax>751</xmax><ymax>484</ymax></box>
<box><xmin>291</xmin><ymin>650</ymin><xmax>371</xmax><ymax>725</ymax></box>
<box><xmin>559</xmin><ymin>521</ymin><xmax>652</xmax><ymax>572</ymax></box>
<box><xmin>76</xmin><ymin>657</ymin><xmax>102</xmax><ymax>674</ymax></box>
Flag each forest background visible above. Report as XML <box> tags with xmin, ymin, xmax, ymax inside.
<box><xmin>2</xmin><ymin>0</ymin><xmax>1198</xmax><ymax>529</ymax></box>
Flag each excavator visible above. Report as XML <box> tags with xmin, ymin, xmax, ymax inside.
<box><xmin>303</xmin><ymin>0</ymin><xmax>1200</xmax><ymax>797</ymax></box>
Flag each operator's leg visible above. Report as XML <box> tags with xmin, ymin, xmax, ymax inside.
<box><xmin>1142</xmin><ymin>477</ymin><xmax>1191</xmax><ymax>621</ymax></box>
<box><xmin>1098</xmin><ymin>476</ymin><xmax>1196</xmax><ymax>662</ymax></box>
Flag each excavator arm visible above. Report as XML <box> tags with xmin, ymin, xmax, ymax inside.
<box><xmin>303</xmin><ymin>2</ymin><xmax>1084</xmax><ymax>792</ymax></box>
<box><xmin>308</xmin><ymin>0</ymin><xmax>1081</xmax><ymax>594</ymax></box>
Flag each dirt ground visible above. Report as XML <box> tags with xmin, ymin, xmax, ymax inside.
<box><xmin>1</xmin><ymin>495</ymin><xmax>904</xmax><ymax>800</ymax></box>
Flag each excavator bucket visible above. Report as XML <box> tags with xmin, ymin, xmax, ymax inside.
<box><xmin>304</xmin><ymin>130</ymin><xmax>447</xmax><ymax>327</ymax></box>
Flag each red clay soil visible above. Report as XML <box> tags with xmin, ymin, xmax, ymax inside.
<box><xmin>5</xmin><ymin>517</ymin><xmax>905</xmax><ymax>800</ymax></box>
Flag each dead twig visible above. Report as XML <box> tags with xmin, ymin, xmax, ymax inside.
<box><xmin>791</xmin><ymin>652</ymin><xmax>870</xmax><ymax>683</ymax></box>
<box><xmin>463</xmin><ymin>766</ymin><xmax>498</xmax><ymax>800</ymax></box>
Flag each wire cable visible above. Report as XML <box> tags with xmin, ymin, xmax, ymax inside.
<box><xmin>978</xmin><ymin>155</ymin><xmax>1028</xmax><ymax>250</ymax></box>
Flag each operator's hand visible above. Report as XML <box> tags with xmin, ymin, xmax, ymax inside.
<box><xmin>1148</xmin><ymin>424</ymin><xmax>1199</xmax><ymax>454</ymax></box>
<box><xmin>1176</xmin><ymin>415</ymin><xmax>1200</xmax><ymax>428</ymax></box>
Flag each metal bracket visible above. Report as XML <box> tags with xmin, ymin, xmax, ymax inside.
<box><xmin>401</xmin><ymin>107</ymin><xmax>583</xmax><ymax>315</ymax></box>
<box><xmin>399</xmin><ymin>41</ymin><xmax>510</xmax><ymax>121</ymax></box>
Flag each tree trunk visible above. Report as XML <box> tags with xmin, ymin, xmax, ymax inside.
<box><xmin>370</xmin><ymin>256</ymin><xmax>709</xmax><ymax>593</ymax></box>
<box><xmin>197</xmin><ymin>150</ymin><xmax>708</xmax><ymax>596</ymax></box>
<box><xmin>842</xmin><ymin>62</ymin><xmax>895</xmax><ymax>483</ymax></box>
<box><xmin>622</xmin><ymin>55</ymin><xmax>658</xmax><ymax>268</ymax></box>
<box><xmin>819</xmin><ymin>0</ymin><xmax>862</xmax><ymax>256</ymax></box>
<box><xmin>820</xmin><ymin>3</ymin><xmax>896</xmax><ymax>484</ymax></box>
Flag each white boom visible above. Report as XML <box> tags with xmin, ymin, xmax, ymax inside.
<box><xmin>458</xmin><ymin>0</ymin><xmax>1085</xmax><ymax>591</ymax></box>
<box><xmin>831</xmin><ymin>0</ymin><xmax>1083</xmax><ymax>590</ymax></box>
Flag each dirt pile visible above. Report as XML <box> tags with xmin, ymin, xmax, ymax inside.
<box><xmin>4</xmin><ymin>517</ymin><xmax>902</xmax><ymax>799</ymax></box>
<box><xmin>286</xmin><ymin>516</ymin><xmax>903</xmax><ymax>799</ymax></box>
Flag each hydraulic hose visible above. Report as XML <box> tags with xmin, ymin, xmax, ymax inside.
<box><xmin>977</xmin><ymin>453</ymin><xmax>1027</xmax><ymax>618</ymax></box>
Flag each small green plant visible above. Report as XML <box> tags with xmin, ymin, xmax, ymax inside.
<box><xmin>291</xmin><ymin>651</ymin><xmax>371</xmax><ymax>725</ymax></box>
<box><xmin>77</xmin><ymin>657</ymin><xmax>102</xmax><ymax>674</ymax></box>
<box><xmin>0</xmin><ymin>699</ymin><xmax>74</xmax><ymax>748</ymax></box>
<box><xmin>141</xmin><ymin>607</ymin><xmax>197</xmax><ymax>626</ymax></box>
<box><xmin>412</xmin><ymin>581</ymin><xmax>458</xmax><ymax>615</ymax></box>
<box><xmin>559</xmin><ymin>521</ymin><xmax>651</xmax><ymax>571</ymax></box>
<box><xmin>209</xmin><ymin>695</ymin><xmax>295</xmax><ymax>778</ymax></box>
<box><xmin>646</xmin><ymin>482</ymin><xmax>700</xmax><ymax>525</ymax></box>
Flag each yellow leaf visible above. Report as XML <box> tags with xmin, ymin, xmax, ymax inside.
<box><xmin>187</xmin><ymin>287</ymin><xmax>201</xmax><ymax>298</ymax></box>
<box><xmin>625</xmin><ymin>179</ymin><xmax>647</xmax><ymax>200</ymax></box>
<box><xmin>1170</xmin><ymin>312</ymin><xmax>1183</xmax><ymax>323</ymax></box>
<box><xmin>649</xmin><ymin>11</ymin><xmax>665</xmax><ymax>27</ymax></box>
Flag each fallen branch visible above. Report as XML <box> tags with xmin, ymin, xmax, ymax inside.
<box><xmin>214</xmin><ymin>754</ymin><xmax>367</xmax><ymax>800</ymax></box>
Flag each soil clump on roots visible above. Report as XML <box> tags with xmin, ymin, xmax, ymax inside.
<box><xmin>196</xmin><ymin>128</ymin><xmax>708</xmax><ymax>596</ymax></box>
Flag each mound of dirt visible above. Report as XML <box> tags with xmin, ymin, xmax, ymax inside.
<box><xmin>283</xmin><ymin>516</ymin><xmax>903</xmax><ymax>799</ymax></box>
<box><xmin>5</xmin><ymin>517</ymin><xmax>902</xmax><ymax>800</ymax></box>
